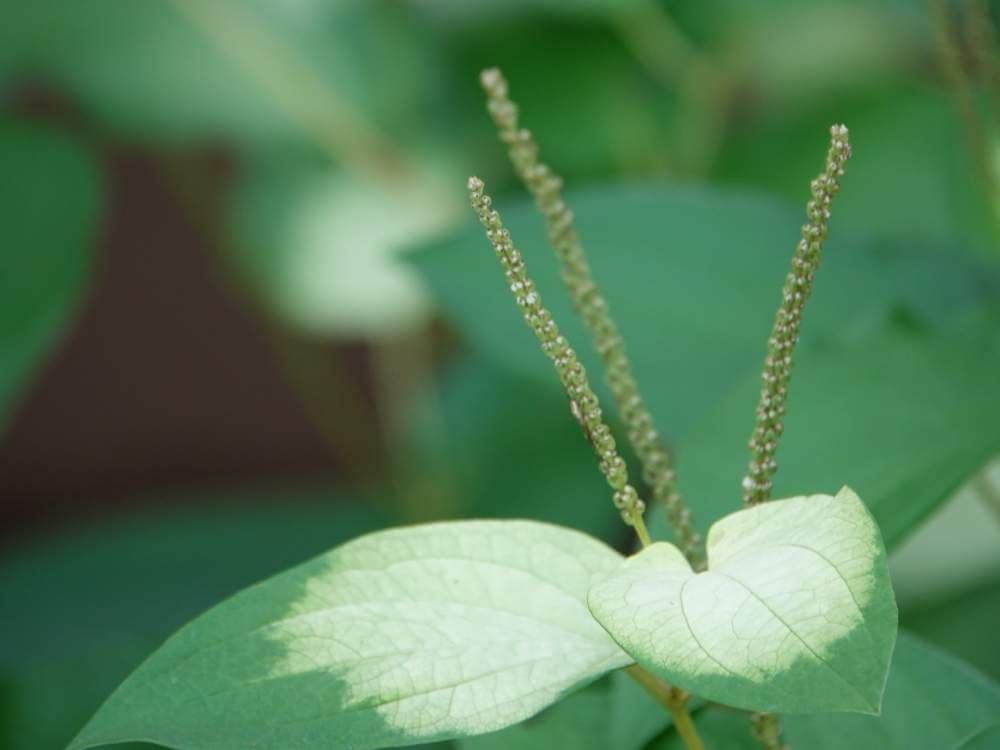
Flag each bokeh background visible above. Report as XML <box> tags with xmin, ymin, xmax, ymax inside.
<box><xmin>1</xmin><ymin>1</ymin><xmax>999</xmax><ymax>748</ymax></box>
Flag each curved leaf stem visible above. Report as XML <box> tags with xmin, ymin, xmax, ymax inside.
<box><xmin>625</xmin><ymin>666</ymin><xmax>705</xmax><ymax>750</ymax></box>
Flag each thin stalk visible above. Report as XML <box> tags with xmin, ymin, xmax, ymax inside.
<box><xmin>929</xmin><ymin>0</ymin><xmax>1000</xmax><ymax>231</ymax></box>
<box><xmin>967</xmin><ymin>0</ymin><xmax>1000</xmax><ymax>117</ymax></box>
<box><xmin>479</xmin><ymin>68</ymin><xmax>702</xmax><ymax>567</ymax></box>
<box><xmin>613</xmin><ymin>0</ymin><xmax>732</xmax><ymax>177</ymax></box>
<box><xmin>168</xmin><ymin>0</ymin><xmax>414</xmax><ymax>186</ymax></box>
<box><xmin>625</xmin><ymin>666</ymin><xmax>706</xmax><ymax>750</ymax></box>
<box><xmin>742</xmin><ymin>125</ymin><xmax>852</xmax><ymax>506</ymax></box>
<box><xmin>468</xmin><ymin>176</ymin><xmax>650</xmax><ymax>544</ymax></box>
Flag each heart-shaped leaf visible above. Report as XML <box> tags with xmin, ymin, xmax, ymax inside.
<box><xmin>68</xmin><ymin>520</ymin><xmax>631</xmax><ymax>750</ymax></box>
<box><xmin>588</xmin><ymin>487</ymin><xmax>897</xmax><ymax>714</ymax></box>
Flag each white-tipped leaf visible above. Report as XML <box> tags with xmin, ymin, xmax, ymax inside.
<box><xmin>69</xmin><ymin>520</ymin><xmax>631</xmax><ymax>750</ymax></box>
<box><xmin>588</xmin><ymin>487</ymin><xmax>897</xmax><ymax>714</ymax></box>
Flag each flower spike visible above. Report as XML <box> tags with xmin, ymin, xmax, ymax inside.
<box><xmin>742</xmin><ymin>125</ymin><xmax>852</xmax><ymax>506</ymax></box>
<box><xmin>468</xmin><ymin>175</ymin><xmax>651</xmax><ymax>546</ymax></box>
<box><xmin>480</xmin><ymin>67</ymin><xmax>700</xmax><ymax>565</ymax></box>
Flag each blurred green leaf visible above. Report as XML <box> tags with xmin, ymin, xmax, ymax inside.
<box><xmin>675</xmin><ymin>320</ymin><xmax>1000</xmax><ymax>550</ymax></box>
<box><xmin>783</xmin><ymin>631</ymin><xmax>1000</xmax><ymax>748</ymax></box>
<box><xmin>413</xmin><ymin>0</ymin><xmax>644</xmax><ymax>25</ymax></box>
<box><xmin>441</xmin><ymin>21</ymin><xmax>675</xmax><ymax>180</ymax></box>
<box><xmin>0</xmin><ymin>120</ymin><xmax>100</xmax><ymax>430</ymax></box>
<box><xmin>955</xmin><ymin>725</ymin><xmax>1000</xmax><ymax>750</ymax></box>
<box><xmin>227</xmin><ymin>151</ymin><xmax>461</xmax><ymax>337</ymax></box>
<box><xmin>0</xmin><ymin>1</ymin><xmax>436</xmax><ymax>149</ymax></box>
<box><xmin>904</xmin><ymin>578</ymin><xmax>1000</xmax><ymax>682</ymax></box>
<box><xmin>715</xmin><ymin>86</ymin><xmax>999</xmax><ymax>257</ymax></box>
<box><xmin>0</xmin><ymin>491</ymin><xmax>384</xmax><ymax>750</ymax></box>
<box><xmin>400</xmin><ymin>357</ymin><xmax>623</xmax><ymax>543</ymax></box>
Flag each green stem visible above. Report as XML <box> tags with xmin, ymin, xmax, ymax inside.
<box><xmin>632</xmin><ymin>514</ymin><xmax>653</xmax><ymax>548</ymax></box>
<box><xmin>614</xmin><ymin>0</ymin><xmax>732</xmax><ymax>177</ymax></box>
<box><xmin>929</xmin><ymin>0</ymin><xmax>1000</xmax><ymax>237</ymax></box>
<box><xmin>625</xmin><ymin>666</ymin><xmax>706</xmax><ymax>750</ymax></box>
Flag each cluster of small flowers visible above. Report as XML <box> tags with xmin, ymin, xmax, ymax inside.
<box><xmin>742</xmin><ymin>124</ymin><xmax>851</xmax><ymax>506</ymax></box>
<box><xmin>468</xmin><ymin>176</ymin><xmax>648</xmax><ymax>534</ymax></box>
<box><xmin>480</xmin><ymin>67</ymin><xmax>701</xmax><ymax>565</ymax></box>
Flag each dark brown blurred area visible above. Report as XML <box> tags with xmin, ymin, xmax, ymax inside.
<box><xmin>0</xmin><ymin>107</ymin><xmax>374</xmax><ymax>541</ymax></box>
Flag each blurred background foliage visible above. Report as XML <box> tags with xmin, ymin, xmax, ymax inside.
<box><xmin>0</xmin><ymin>1</ymin><xmax>998</xmax><ymax>748</ymax></box>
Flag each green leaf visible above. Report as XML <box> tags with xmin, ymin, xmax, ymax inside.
<box><xmin>0</xmin><ymin>492</ymin><xmax>384</xmax><ymax>750</ymax></box>
<box><xmin>0</xmin><ymin>120</ymin><xmax>100</xmax><ymax>430</ymax></box>
<box><xmin>954</xmin><ymin>725</ymin><xmax>1000</xmax><ymax>750</ymax></box>
<box><xmin>784</xmin><ymin>631</ymin><xmax>1000</xmax><ymax>748</ymax></box>
<box><xmin>676</xmin><ymin>320</ymin><xmax>1000</xmax><ymax>550</ymax></box>
<box><xmin>410</xmin><ymin>182</ymin><xmax>998</xmax><ymax>439</ymax></box>
<box><xmin>69</xmin><ymin>521</ymin><xmax>631</xmax><ymax>750</ymax></box>
<box><xmin>456</xmin><ymin>681</ymin><xmax>611</xmax><ymax>750</ymax></box>
<box><xmin>715</xmin><ymin>85</ymin><xmax>998</xmax><ymax>257</ymax></box>
<box><xmin>226</xmin><ymin>154</ymin><xmax>460</xmax><ymax>337</ymax></box>
<box><xmin>588</xmin><ymin>488</ymin><xmax>897</xmax><ymax>714</ymax></box>
<box><xmin>650</xmin><ymin>631</ymin><xmax>1000</xmax><ymax>750</ymax></box>
<box><xmin>903</xmin><ymin>578</ymin><xmax>1000</xmax><ymax>682</ymax></box>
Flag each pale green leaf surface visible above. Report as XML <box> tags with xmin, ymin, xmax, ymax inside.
<box><xmin>227</xmin><ymin>154</ymin><xmax>462</xmax><ymax>338</ymax></box>
<box><xmin>69</xmin><ymin>521</ymin><xmax>630</xmax><ymax>750</ymax></box>
<box><xmin>0</xmin><ymin>120</ymin><xmax>100</xmax><ymax>430</ymax></box>
<box><xmin>589</xmin><ymin>488</ymin><xmax>897</xmax><ymax>714</ymax></box>
<box><xmin>784</xmin><ymin>631</ymin><xmax>1000</xmax><ymax>749</ymax></box>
